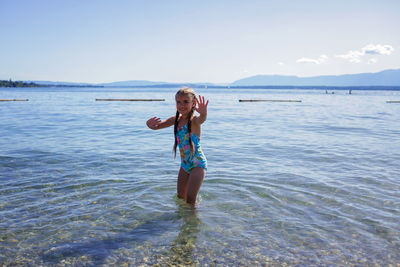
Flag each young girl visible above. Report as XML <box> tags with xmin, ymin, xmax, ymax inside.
<box><xmin>146</xmin><ymin>87</ymin><xmax>208</xmax><ymax>206</ymax></box>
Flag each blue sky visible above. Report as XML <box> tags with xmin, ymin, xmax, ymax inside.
<box><xmin>1</xmin><ymin>0</ymin><xmax>400</xmax><ymax>83</ymax></box>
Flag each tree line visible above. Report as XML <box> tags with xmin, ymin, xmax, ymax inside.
<box><xmin>0</xmin><ymin>79</ymin><xmax>42</xmax><ymax>87</ymax></box>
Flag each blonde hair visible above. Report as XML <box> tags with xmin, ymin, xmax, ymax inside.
<box><xmin>173</xmin><ymin>87</ymin><xmax>196</xmax><ymax>158</ymax></box>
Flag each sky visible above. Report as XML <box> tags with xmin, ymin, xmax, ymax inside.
<box><xmin>1</xmin><ymin>0</ymin><xmax>400</xmax><ymax>84</ymax></box>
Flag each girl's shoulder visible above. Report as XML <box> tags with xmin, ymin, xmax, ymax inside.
<box><xmin>191</xmin><ymin>115</ymin><xmax>203</xmax><ymax>125</ymax></box>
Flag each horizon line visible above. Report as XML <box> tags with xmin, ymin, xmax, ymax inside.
<box><xmin>2</xmin><ymin>67</ymin><xmax>400</xmax><ymax>85</ymax></box>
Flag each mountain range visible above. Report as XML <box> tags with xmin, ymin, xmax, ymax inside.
<box><xmin>29</xmin><ymin>68</ymin><xmax>400</xmax><ymax>88</ymax></box>
<box><xmin>231</xmin><ymin>69</ymin><xmax>400</xmax><ymax>87</ymax></box>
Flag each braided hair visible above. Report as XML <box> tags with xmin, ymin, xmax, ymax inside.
<box><xmin>173</xmin><ymin>110</ymin><xmax>179</xmax><ymax>158</ymax></box>
<box><xmin>173</xmin><ymin>87</ymin><xmax>196</xmax><ymax>158</ymax></box>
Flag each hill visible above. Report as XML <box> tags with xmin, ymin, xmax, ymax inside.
<box><xmin>230</xmin><ymin>69</ymin><xmax>400</xmax><ymax>86</ymax></box>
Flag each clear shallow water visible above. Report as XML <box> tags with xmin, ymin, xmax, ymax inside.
<box><xmin>1</xmin><ymin>87</ymin><xmax>400</xmax><ymax>266</ymax></box>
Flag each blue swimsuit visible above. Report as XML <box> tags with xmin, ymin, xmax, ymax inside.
<box><xmin>177</xmin><ymin>124</ymin><xmax>207</xmax><ymax>173</ymax></box>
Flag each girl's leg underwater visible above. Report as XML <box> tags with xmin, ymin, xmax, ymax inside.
<box><xmin>177</xmin><ymin>167</ymin><xmax>189</xmax><ymax>200</ymax></box>
<box><xmin>186</xmin><ymin>167</ymin><xmax>205</xmax><ymax>205</ymax></box>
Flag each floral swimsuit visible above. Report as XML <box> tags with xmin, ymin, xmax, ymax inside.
<box><xmin>177</xmin><ymin>124</ymin><xmax>207</xmax><ymax>173</ymax></box>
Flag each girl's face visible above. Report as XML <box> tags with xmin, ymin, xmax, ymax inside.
<box><xmin>176</xmin><ymin>94</ymin><xmax>195</xmax><ymax>117</ymax></box>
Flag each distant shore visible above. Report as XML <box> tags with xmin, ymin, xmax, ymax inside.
<box><xmin>1</xmin><ymin>79</ymin><xmax>400</xmax><ymax>90</ymax></box>
<box><xmin>0</xmin><ymin>80</ymin><xmax>43</xmax><ymax>88</ymax></box>
<box><xmin>0</xmin><ymin>80</ymin><xmax>104</xmax><ymax>88</ymax></box>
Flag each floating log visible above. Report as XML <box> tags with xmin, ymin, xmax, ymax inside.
<box><xmin>96</xmin><ymin>98</ymin><xmax>165</xmax><ymax>102</ymax></box>
<box><xmin>239</xmin><ymin>99</ymin><xmax>302</xmax><ymax>103</ymax></box>
<box><xmin>0</xmin><ymin>99</ymin><xmax>29</xmax><ymax>102</ymax></box>
<box><xmin>387</xmin><ymin>101</ymin><xmax>400</xmax><ymax>103</ymax></box>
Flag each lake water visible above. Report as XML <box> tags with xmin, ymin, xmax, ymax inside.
<box><xmin>1</xmin><ymin>87</ymin><xmax>399</xmax><ymax>266</ymax></box>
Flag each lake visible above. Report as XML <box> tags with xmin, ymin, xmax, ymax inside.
<box><xmin>1</xmin><ymin>87</ymin><xmax>399</xmax><ymax>265</ymax></box>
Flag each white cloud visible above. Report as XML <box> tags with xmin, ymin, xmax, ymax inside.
<box><xmin>336</xmin><ymin>50</ymin><xmax>363</xmax><ymax>63</ymax></box>
<box><xmin>336</xmin><ymin>44</ymin><xmax>394</xmax><ymax>63</ymax></box>
<box><xmin>296</xmin><ymin>55</ymin><xmax>328</xmax><ymax>64</ymax></box>
<box><xmin>362</xmin><ymin>44</ymin><xmax>394</xmax><ymax>55</ymax></box>
<box><xmin>278</xmin><ymin>62</ymin><xmax>285</xmax><ymax>66</ymax></box>
<box><xmin>319</xmin><ymin>55</ymin><xmax>328</xmax><ymax>62</ymax></box>
<box><xmin>297</xmin><ymin>58</ymin><xmax>319</xmax><ymax>64</ymax></box>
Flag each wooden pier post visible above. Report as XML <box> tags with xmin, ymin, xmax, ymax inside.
<box><xmin>0</xmin><ymin>99</ymin><xmax>29</xmax><ymax>102</ymax></box>
<box><xmin>239</xmin><ymin>99</ymin><xmax>302</xmax><ymax>103</ymax></box>
<box><xmin>95</xmin><ymin>98</ymin><xmax>165</xmax><ymax>102</ymax></box>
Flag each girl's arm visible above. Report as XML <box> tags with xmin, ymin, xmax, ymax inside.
<box><xmin>146</xmin><ymin>116</ymin><xmax>175</xmax><ymax>130</ymax></box>
<box><xmin>193</xmin><ymin>95</ymin><xmax>209</xmax><ymax>125</ymax></box>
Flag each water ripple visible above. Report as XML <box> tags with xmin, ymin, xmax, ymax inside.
<box><xmin>1</xmin><ymin>88</ymin><xmax>400</xmax><ymax>265</ymax></box>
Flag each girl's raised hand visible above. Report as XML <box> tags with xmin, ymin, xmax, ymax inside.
<box><xmin>195</xmin><ymin>95</ymin><xmax>209</xmax><ymax>115</ymax></box>
<box><xmin>146</xmin><ymin>117</ymin><xmax>161</xmax><ymax>129</ymax></box>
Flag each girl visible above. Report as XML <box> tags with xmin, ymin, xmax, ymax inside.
<box><xmin>146</xmin><ymin>87</ymin><xmax>208</xmax><ymax>206</ymax></box>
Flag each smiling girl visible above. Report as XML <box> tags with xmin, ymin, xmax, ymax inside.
<box><xmin>146</xmin><ymin>87</ymin><xmax>208</xmax><ymax>206</ymax></box>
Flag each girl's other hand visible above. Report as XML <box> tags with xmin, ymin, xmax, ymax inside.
<box><xmin>147</xmin><ymin>117</ymin><xmax>161</xmax><ymax>129</ymax></box>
